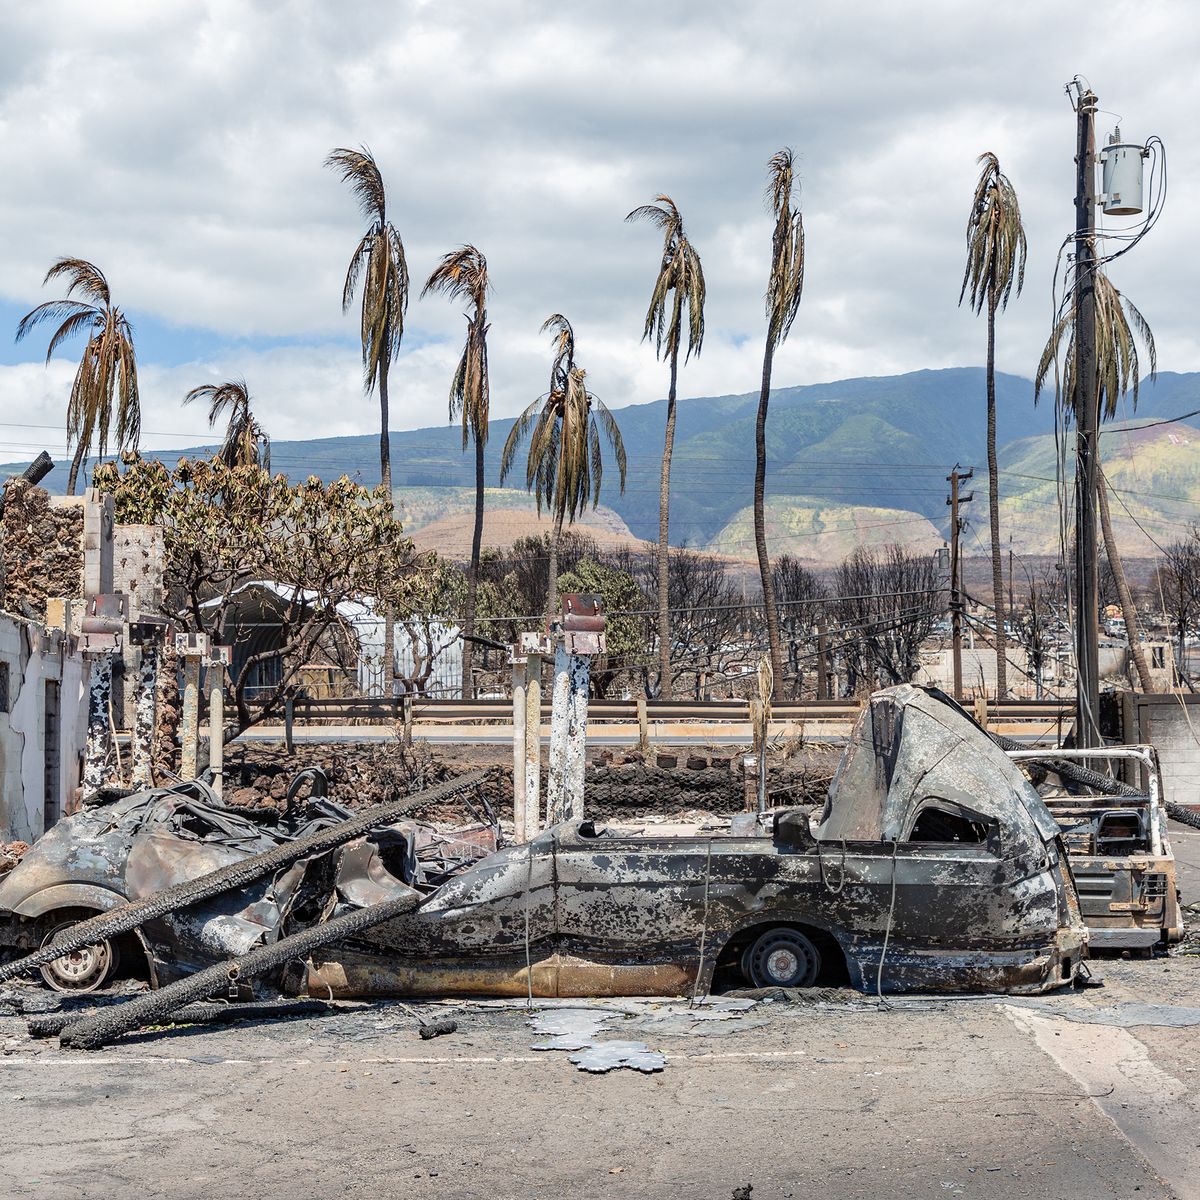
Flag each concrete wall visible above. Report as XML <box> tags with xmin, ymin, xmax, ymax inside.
<box><xmin>112</xmin><ymin>523</ymin><xmax>164</xmax><ymax>617</ymax></box>
<box><xmin>1125</xmin><ymin>693</ymin><xmax>1200</xmax><ymax>812</ymax></box>
<box><xmin>0</xmin><ymin>613</ymin><xmax>88</xmax><ymax>843</ymax></box>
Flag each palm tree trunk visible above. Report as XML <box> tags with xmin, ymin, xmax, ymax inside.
<box><xmin>379</xmin><ymin>362</ymin><xmax>397</xmax><ymax>696</ymax></box>
<box><xmin>461</xmin><ymin>433</ymin><xmax>485</xmax><ymax>699</ymax></box>
<box><xmin>754</xmin><ymin>339</ymin><xmax>784</xmax><ymax>700</ymax></box>
<box><xmin>66</xmin><ymin>439</ymin><xmax>88</xmax><ymax>496</ymax></box>
<box><xmin>546</xmin><ymin>508</ymin><xmax>565</xmax><ymax>620</ymax></box>
<box><xmin>1098</xmin><ymin>468</ymin><xmax>1152</xmax><ymax>691</ymax></box>
<box><xmin>657</xmin><ymin>349</ymin><xmax>679</xmax><ymax>699</ymax></box>
<box><xmin>986</xmin><ymin>291</ymin><xmax>1008</xmax><ymax>699</ymax></box>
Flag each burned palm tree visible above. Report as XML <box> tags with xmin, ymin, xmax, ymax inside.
<box><xmin>1035</xmin><ymin>271</ymin><xmax>1156</xmax><ymax>690</ymax></box>
<box><xmin>500</xmin><ymin>315</ymin><xmax>627</xmax><ymax>615</ymax></box>
<box><xmin>626</xmin><ymin>195</ymin><xmax>705</xmax><ymax>698</ymax></box>
<box><xmin>422</xmin><ymin>246</ymin><xmax>491</xmax><ymax>698</ymax></box>
<box><xmin>324</xmin><ymin>147</ymin><xmax>409</xmax><ymax>495</ymax></box>
<box><xmin>183</xmin><ymin>378</ymin><xmax>270</xmax><ymax>471</ymax></box>
<box><xmin>754</xmin><ymin>149</ymin><xmax>806</xmax><ymax>700</ymax></box>
<box><xmin>960</xmin><ymin>152</ymin><xmax>1027</xmax><ymax>698</ymax></box>
<box><xmin>16</xmin><ymin>258</ymin><xmax>140</xmax><ymax>494</ymax></box>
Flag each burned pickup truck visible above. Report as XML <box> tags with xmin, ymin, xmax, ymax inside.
<box><xmin>0</xmin><ymin>685</ymin><xmax>1086</xmax><ymax>1002</ymax></box>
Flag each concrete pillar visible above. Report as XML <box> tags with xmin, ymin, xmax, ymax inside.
<box><xmin>130</xmin><ymin>642</ymin><xmax>159</xmax><ymax>790</ymax></box>
<box><xmin>208</xmin><ymin>657</ymin><xmax>225</xmax><ymax>798</ymax></box>
<box><xmin>512</xmin><ymin>659</ymin><xmax>528</xmax><ymax>841</ymax></box>
<box><xmin>82</xmin><ymin>652</ymin><xmax>114</xmax><ymax>797</ymax></box>
<box><xmin>547</xmin><ymin>646</ymin><xmax>590</xmax><ymax>825</ymax></box>
<box><xmin>523</xmin><ymin>654</ymin><xmax>543</xmax><ymax>842</ymax></box>
<box><xmin>180</xmin><ymin>654</ymin><xmax>202</xmax><ymax>780</ymax></box>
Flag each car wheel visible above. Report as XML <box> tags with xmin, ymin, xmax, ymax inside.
<box><xmin>743</xmin><ymin>928</ymin><xmax>821</xmax><ymax>989</ymax></box>
<box><xmin>38</xmin><ymin>918</ymin><xmax>119</xmax><ymax>994</ymax></box>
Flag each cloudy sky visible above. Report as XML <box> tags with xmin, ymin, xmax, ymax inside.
<box><xmin>0</xmin><ymin>1</ymin><xmax>1196</xmax><ymax>463</ymax></box>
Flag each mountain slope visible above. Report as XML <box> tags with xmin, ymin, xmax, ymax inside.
<box><xmin>8</xmin><ymin>367</ymin><xmax>1200</xmax><ymax>563</ymax></box>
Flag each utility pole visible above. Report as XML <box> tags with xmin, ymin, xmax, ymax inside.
<box><xmin>1073</xmin><ymin>86</ymin><xmax>1101</xmax><ymax>749</ymax></box>
<box><xmin>946</xmin><ymin>467</ymin><xmax>973</xmax><ymax>700</ymax></box>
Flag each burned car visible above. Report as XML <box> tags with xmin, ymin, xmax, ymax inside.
<box><xmin>0</xmin><ymin>772</ymin><xmax>497</xmax><ymax>993</ymax></box>
<box><xmin>0</xmin><ymin>685</ymin><xmax>1086</xmax><ymax>998</ymax></box>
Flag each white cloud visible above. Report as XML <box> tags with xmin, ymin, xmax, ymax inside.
<box><xmin>0</xmin><ymin>0</ymin><xmax>1195</xmax><ymax>452</ymax></box>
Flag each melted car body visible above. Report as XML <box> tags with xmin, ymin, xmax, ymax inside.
<box><xmin>0</xmin><ymin>685</ymin><xmax>1086</xmax><ymax>996</ymax></box>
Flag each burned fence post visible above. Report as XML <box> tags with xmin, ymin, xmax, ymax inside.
<box><xmin>80</xmin><ymin>594</ymin><xmax>130</xmax><ymax>799</ymax></box>
<box><xmin>82</xmin><ymin>651</ymin><xmax>115</xmax><ymax>797</ymax></box>
<box><xmin>637</xmin><ymin>695</ymin><xmax>650</xmax><ymax>755</ymax></box>
<box><xmin>401</xmin><ymin>692</ymin><xmax>413</xmax><ymax>749</ymax></box>
<box><xmin>546</xmin><ymin>595</ymin><xmax>605</xmax><ymax>826</ymax></box>
<box><xmin>128</xmin><ymin>618</ymin><xmax>167</xmax><ymax>791</ymax></box>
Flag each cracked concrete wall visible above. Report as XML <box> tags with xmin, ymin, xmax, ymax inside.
<box><xmin>0</xmin><ymin>614</ymin><xmax>88</xmax><ymax>842</ymax></box>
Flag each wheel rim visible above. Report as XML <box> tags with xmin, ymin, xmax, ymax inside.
<box><xmin>746</xmin><ymin>929</ymin><xmax>820</xmax><ymax>988</ymax></box>
<box><xmin>38</xmin><ymin>924</ymin><xmax>117</xmax><ymax>993</ymax></box>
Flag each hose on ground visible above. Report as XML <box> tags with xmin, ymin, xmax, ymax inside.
<box><xmin>27</xmin><ymin>996</ymin><xmax>342</xmax><ymax>1040</ymax></box>
<box><xmin>58</xmin><ymin>892</ymin><xmax>420</xmax><ymax>1050</ymax></box>
<box><xmin>0</xmin><ymin>769</ymin><xmax>488</xmax><ymax>986</ymax></box>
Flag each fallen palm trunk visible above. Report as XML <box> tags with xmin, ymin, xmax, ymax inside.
<box><xmin>991</xmin><ymin>733</ymin><xmax>1140</xmax><ymax>797</ymax></box>
<box><xmin>1166</xmin><ymin>802</ymin><xmax>1200</xmax><ymax>831</ymax></box>
<box><xmin>59</xmin><ymin>893</ymin><xmax>420</xmax><ymax>1050</ymax></box>
<box><xmin>0</xmin><ymin>769</ymin><xmax>487</xmax><ymax>986</ymax></box>
<box><xmin>27</xmin><ymin>996</ymin><xmax>342</xmax><ymax>1040</ymax></box>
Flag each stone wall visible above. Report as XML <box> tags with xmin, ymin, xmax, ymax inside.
<box><xmin>221</xmin><ymin>740</ymin><xmax>837</xmax><ymax>824</ymax></box>
<box><xmin>0</xmin><ymin>483</ymin><xmax>84</xmax><ymax>620</ymax></box>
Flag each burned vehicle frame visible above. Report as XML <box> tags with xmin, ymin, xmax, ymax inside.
<box><xmin>1009</xmin><ymin>745</ymin><xmax>1184</xmax><ymax>952</ymax></box>
<box><xmin>0</xmin><ymin>685</ymin><xmax>1087</xmax><ymax>999</ymax></box>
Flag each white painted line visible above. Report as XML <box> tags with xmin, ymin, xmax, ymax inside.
<box><xmin>0</xmin><ymin>1048</ymin><xmax>814</xmax><ymax>1068</ymax></box>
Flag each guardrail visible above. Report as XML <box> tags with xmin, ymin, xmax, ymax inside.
<box><xmin>258</xmin><ymin>695</ymin><xmax>1073</xmax><ymax>727</ymax></box>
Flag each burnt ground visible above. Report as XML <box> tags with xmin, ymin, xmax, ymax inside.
<box><xmin>0</xmin><ymin>818</ymin><xmax>1196</xmax><ymax>1200</ymax></box>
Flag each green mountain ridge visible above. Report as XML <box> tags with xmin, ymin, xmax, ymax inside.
<box><xmin>9</xmin><ymin>367</ymin><xmax>1200</xmax><ymax>564</ymax></box>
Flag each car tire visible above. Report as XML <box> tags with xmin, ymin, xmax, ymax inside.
<box><xmin>38</xmin><ymin>915</ymin><xmax>119</xmax><ymax>994</ymax></box>
<box><xmin>743</xmin><ymin>928</ymin><xmax>821</xmax><ymax>989</ymax></box>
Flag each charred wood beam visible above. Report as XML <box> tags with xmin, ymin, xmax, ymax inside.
<box><xmin>27</xmin><ymin>997</ymin><xmax>343</xmax><ymax>1040</ymax></box>
<box><xmin>59</xmin><ymin>895</ymin><xmax>420</xmax><ymax>1050</ymax></box>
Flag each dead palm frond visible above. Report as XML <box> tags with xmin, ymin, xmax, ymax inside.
<box><xmin>626</xmin><ymin>193</ymin><xmax>706</xmax><ymax>698</ymax></box>
<box><xmin>755</xmin><ymin>149</ymin><xmax>807</xmax><ymax>699</ymax></box>
<box><xmin>960</xmin><ymin>152</ymin><xmax>1027</xmax><ymax>316</ymax></box>
<box><xmin>422</xmin><ymin>244</ymin><xmax>492</xmax><ymax>695</ymax></box>
<box><xmin>764</xmin><ymin>149</ymin><xmax>806</xmax><ymax>348</ymax></box>
<box><xmin>325</xmin><ymin>147</ymin><xmax>409</xmax><ymax>393</ymax></box>
<box><xmin>1035</xmin><ymin>272</ymin><xmax>1156</xmax><ymax>421</ymax></box>
<box><xmin>325</xmin><ymin>146</ymin><xmax>408</xmax><ymax>495</ymax></box>
<box><xmin>960</xmin><ymin>151</ymin><xmax>1027</xmax><ymax>701</ymax></box>
<box><xmin>183</xmin><ymin>378</ymin><xmax>271</xmax><ymax>471</ymax></box>
<box><xmin>422</xmin><ymin>246</ymin><xmax>491</xmax><ymax>446</ymax></box>
<box><xmin>16</xmin><ymin>257</ymin><xmax>140</xmax><ymax>494</ymax></box>
<box><xmin>625</xmin><ymin>195</ymin><xmax>705</xmax><ymax>363</ymax></box>
<box><xmin>501</xmin><ymin>318</ymin><xmax>627</xmax><ymax>523</ymax></box>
